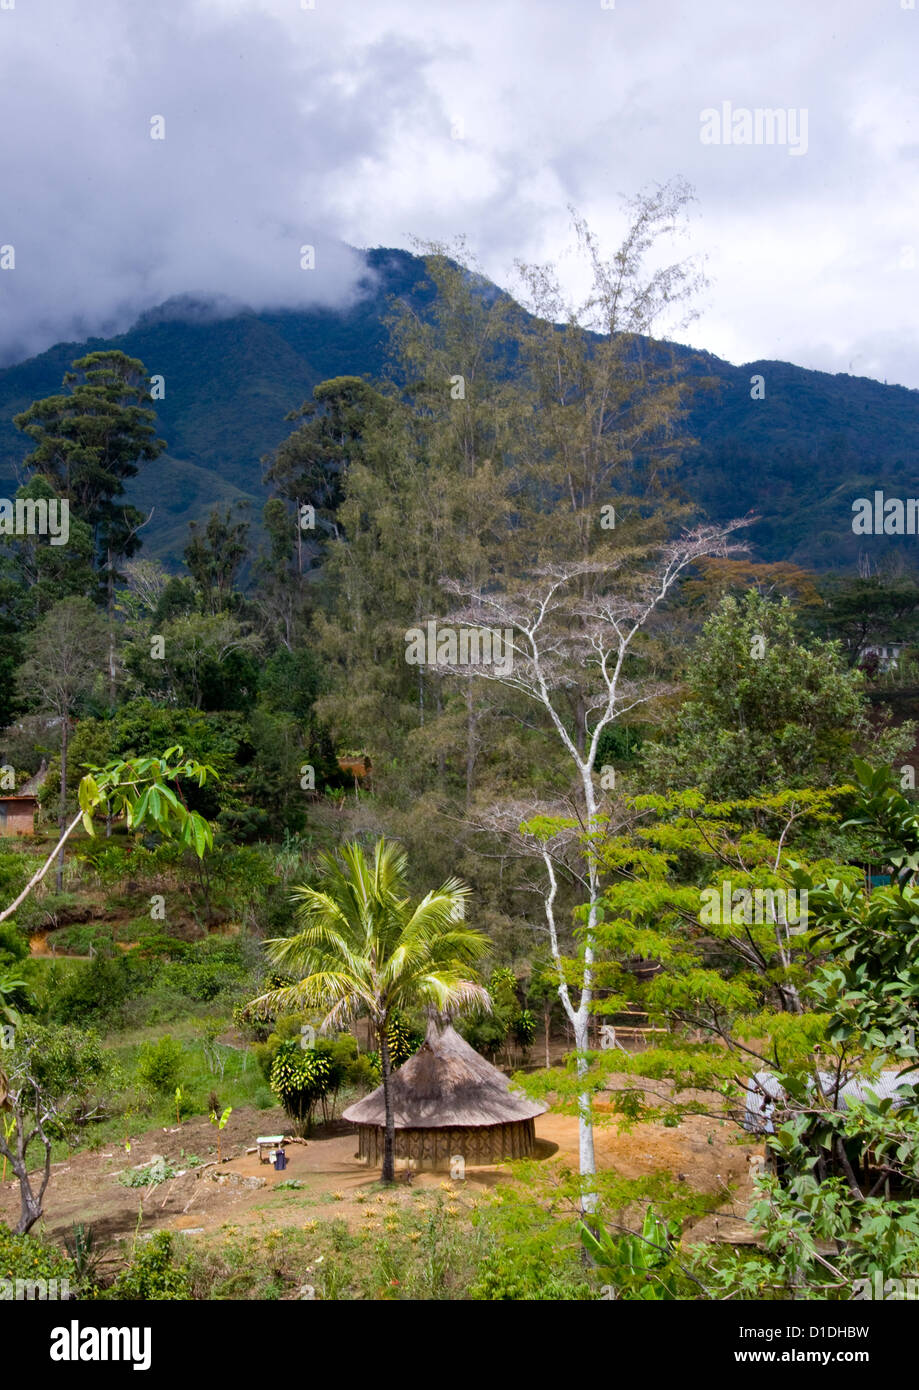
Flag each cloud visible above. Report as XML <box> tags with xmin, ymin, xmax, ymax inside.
<box><xmin>0</xmin><ymin>0</ymin><xmax>436</xmax><ymax>362</ymax></box>
<box><xmin>0</xmin><ymin>0</ymin><xmax>916</xmax><ymax>386</ymax></box>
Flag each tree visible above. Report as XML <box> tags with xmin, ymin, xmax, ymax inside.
<box><xmin>263</xmin><ymin>375</ymin><xmax>391</xmax><ymax>565</ymax></box>
<box><xmin>250</xmin><ymin>837</ymin><xmax>490</xmax><ymax>1182</ymax></box>
<box><xmin>158</xmin><ymin>612</ymin><xmax>261</xmax><ymax>709</ymax></box>
<box><xmin>516</xmin><ymin>763</ymin><xmax>919</xmax><ymax>1297</ymax></box>
<box><xmin>14</xmin><ymin>350</ymin><xmax>164</xmax><ymax>593</ymax></box>
<box><xmin>803</xmin><ymin>571</ymin><xmax>919</xmax><ymax>669</ymax></box>
<box><xmin>640</xmin><ymin>589</ymin><xmax>899</xmax><ymax>799</ymax></box>
<box><xmin>183</xmin><ymin>504</ymin><xmax>250</xmax><ymax>615</ymax></box>
<box><xmin>510</xmin><ymin>184</ymin><xmax>706</xmax><ymax>569</ymax></box>
<box><xmin>0</xmin><ymin>1024</ymin><xmax>107</xmax><ymax>1234</ymax></box>
<box><xmin>14</xmin><ymin>351</ymin><xmax>163</xmax><ymax>698</ymax></box>
<box><xmin>0</xmin><ymin>751</ymin><xmax>214</xmax><ymax>1232</ymax></box>
<box><xmin>16</xmin><ymin>597</ymin><xmax>109</xmax><ymax>888</ymax></box>
<box><xmin>444</xmin><ymin>525</ymin><xmax>743</xmax><ymax>1206</ymax></box>
<box><xmin>258</xmin><ymin>378</ymin><xmax>395</xmax><ymax>652</ymax></box>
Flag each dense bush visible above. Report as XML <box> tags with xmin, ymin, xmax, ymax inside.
<box><xmin>0</xmin><ymin>1224</ymin><xmax>75</xmax><ymax>1287</ymax></box>
<box><xmin>106</xmin><ymin>1232</ymin><xmax>192</xmax><ymax>1301</ymax></box>
<box><xmin>254</xmin><ymin>1016</ymin><xmax>359</xmax><ymax>1132</ymax></box>
<box><xmin>45</xmin><ymin>923</ymin><xmax>116</xmax><ymax>957</ymax></box>
<box><xmin>0</xmin><ymin>921</ymin><xmax>28</xmax><ymax>964</ymax></box>
<box><xmin>136</xmin><ymin>1035</ymin><xmax>184</xmax><ymax>1093</ymax></box>
<box><xmin>268</xmin><ymin>1042</ymin><xmax>333</xmax><ymax>1134</ymax></box>
<box><xmin>49</xmin><ymin>953</ymin><xmax>139</xmax><ymax>1026</ymax></box>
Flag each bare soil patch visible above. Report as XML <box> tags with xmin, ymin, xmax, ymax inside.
<box><xmin>1</xmin><ymin>1078</ymin><xmax>761</xmax><ymax>1251</ymax></box>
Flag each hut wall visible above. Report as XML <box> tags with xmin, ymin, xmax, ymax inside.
<box><xmin>354</xmin><ymin>1118</ymin><xmax>536</xmax><ymax>1170</ymax></box>
<box><xmin>0</xmin><ymin>799</ymin><xmax>36</xmax><ymax>836</ymax></box>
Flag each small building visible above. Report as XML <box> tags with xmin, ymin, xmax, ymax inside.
<box><xmin>0</xmin><ymin>795</ymin><xmax>38</xmax><ymax>837</ymax></box>
<box><xmin>743</xmin><ymin>1068</ymin><xmax>909</xmax><ymax>1135</ymax></box>
<box><xmin>744</xmin><ymin>1068</ymin><xmax>912</xmax><ymax>1190</ymax></box>
<box><xmin>858</xmin><ymin>641</ymin><xmax>904</xmax><ymax>674</ymax></box>
<box><xmin>343</xmin><ymin>1021</ymin><xmax>547</xmax><ymax>1170</ymax></box>
<box><xmin>0</xmin><ymin>762</ymin><xmax>48</xmax><ymax>837</ymax></box>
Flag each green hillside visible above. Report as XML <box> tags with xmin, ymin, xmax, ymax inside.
<box><xmin>1</xmin><ymin>246</ymin><xmax>917</xmax><ymax>569</ymax></box>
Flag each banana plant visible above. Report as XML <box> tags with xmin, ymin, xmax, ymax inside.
<box><xmin>580</xmin><ymin>1206</ymin><xmax>681</xmax><ymax>1300</ymax></box>
<box><xmin>209</xmin><ymin>1105</ymin><xmax>232</xmax><ymax>1163</ymax></box>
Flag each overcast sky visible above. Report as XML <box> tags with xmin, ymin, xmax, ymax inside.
<box><xmin>0</xmin><ymin>0</ymin><xmax>916</xmax><ymax>386</ymax></box>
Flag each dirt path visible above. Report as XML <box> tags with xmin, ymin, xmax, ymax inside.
<box><xmin>1</xmin><ymin>1085</ymin><xmax>761</xmax><ymax>1251</ymax></box>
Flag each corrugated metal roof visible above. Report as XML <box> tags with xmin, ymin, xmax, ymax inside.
<box><xmin>744</xmin><ymin>1068</ymin><xmax>913</xmax><ymax>1133</ymax></box>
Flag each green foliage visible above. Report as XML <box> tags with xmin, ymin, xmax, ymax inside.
<box><xmin>136</xmin><ymin>1035</ymin><xmax>184</xmax><ymax>1094</ymax></box>
<box><xmin>511</xmin><ymin>1008</ymin><xmax>536</xmax><ymax>1048</ymax></box>
<box><xmin>0</xmin><ymin>1224</ymin><xmax>75</xmax><ymax>1286</ymax></box>
<box><xmin>0</xmin><ymin>920</ymin><xmax>28</xmax><ymax>964</ymax></box>
<box><xmin>14</xmin><ymin>350</ymin><xmax>165</xmax><ymax>593</ymax></box>
<box><xmin>117</xmin><ymin>1156</ymin><xmax>181</xmax><ymax>1188</ymax></box>
<box><xmin>13</xmin><ymin>1022</ymin><xmax>107</xmax><ymax>1108</ymax></box>
<box><xmin>641</xmin><ymin>590</ymin><xmax>879</xmax><ymax>798</ymax></box>
<box><xmin>269</xmin><ymin>1041</ymin><xmax>333</xmax><ymax>1133</ymax></box>
<box><xmin>76</xmin><ymin>747</ymin><xmax>216</xmax><ymax>856</ymax></box>
<box><xmin>468</xmin><ymin>1247</ymin><xmax>595</xmax><ymax>1301</ymax></box>
<box><xmin>580</xmin><ymin>1207</ymin><xmax>681</xmax><ymax>1300</ymax></box>
<box><xmin>106</xmin><ymin>1232</ymin><xmax>192</xmax><ymax>1301</ymax></box>
<box><xmin>50</xmin><ymin>953</ymin><xmax>138</xmax><ymax>1027</ymax></box>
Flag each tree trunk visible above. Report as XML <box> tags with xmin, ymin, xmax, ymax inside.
<box><xmin>0</xmin><ymin>1111</ymin><xmax>52</xmax><ymax>1235</ymax></box>
<box><xmin>380</xmin><ymin>1025</ymin><xmax>396</xmax><ymax>1184</ymax></box>
<box><xmin>16</xmin><ymin>1173</ymin><xmax>43</xmax><ymax>1235</ymax></box>
<box><xmin>465</xmin><ymin>684</ymin><xmax>477</xmax><ymax>810</ymax></box>
<box><xmin>574</xmin><ymin>1010</ymin><xmax>598</xmax><ymax>1213</ymax></box>
<box><xmin>107</xmin><ymin>546</ymin><xmax>116</xmax><ymax>707</ymax></box>
<box><xmin>56</xmin><ymin>718</ymin><xmax>69</xmax><ymax>892</ymax></box>
<box><xmin>435</xmin><ymin>685</ymin><xmax>446</xmax><ymax>785</ymax></box>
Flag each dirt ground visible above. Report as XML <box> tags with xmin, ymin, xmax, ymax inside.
<box><xmin>1</xmin><ymin>1078</ymin><xmax>762</xmax><ymax>1252</ymax></box>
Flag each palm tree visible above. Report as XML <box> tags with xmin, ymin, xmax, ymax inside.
<box><xmin>251</xmin><ymin>837</ymin><xmax>491</xmax><ymax>1182</ymax></box>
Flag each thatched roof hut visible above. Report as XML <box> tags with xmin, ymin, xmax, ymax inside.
<box><xmin>343</xmin><ymin>1021</ymin><xmax>547</xmax><ymax>1170</ymax></box>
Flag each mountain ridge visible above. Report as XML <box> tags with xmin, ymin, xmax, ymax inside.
<box><xmin>0</xmin><ymin>247</ymin><xmax>916</xmax><ymax>570</ymax></box>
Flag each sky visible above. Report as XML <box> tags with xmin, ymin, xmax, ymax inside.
<box><xmin>0</xmin><ymin>0</ymin><xmax>917</xmax><ymax>385</ymax></box>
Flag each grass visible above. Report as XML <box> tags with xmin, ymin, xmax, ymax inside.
<box><xmin>181</xmin><ymin>1195</ymin><xmax>502</xmax><ymax>1300</ymax></box>
<box><xmin>15</xmin><ymin>1015</ymin><xmax>281</xmax><ymax>1170</ymax></box>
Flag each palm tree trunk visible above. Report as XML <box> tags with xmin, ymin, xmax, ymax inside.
<box><xmin>379</xmin><ymin>1025</ymin><xmax>396</xmax><ymax>1184</ymax></box>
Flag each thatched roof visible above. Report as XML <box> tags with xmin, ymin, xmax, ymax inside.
<box><xmin>18</xmin><ymin>760</ymin><xmax>48</xmax><ymax>796</ymax></box>
<box><xmin>343</xmin><ymin>1022</ymin><xmax>547</xmax><ymax>1129</ymax></box>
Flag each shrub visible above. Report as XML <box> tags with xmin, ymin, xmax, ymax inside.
<box><xmin>468</xmin><ymin>1249</ymin><xmax>594</xmax><ymax>1300</ymax></box>
<box><xmin>49</xmin><ymin>953</ymin><xmax>137</xmax><ymax>1026</ymax></box>
<box><xmin>511</xmin><ymin>1009</ymin><xmax>536</xmax><ymax>1049</ymax></box>
<box><xmin>0</xmin><ymin>1223</ymin><xmax>75</xmax><ymax>1287</ymax></box>
<box><xmin>45</xmin><ymin>924</ymin><xmax>116</xmax><ymax>957</ymax></box>
<box><xmin>269</xmin><ymin>1043</ymin><xmax>332</xmax><ymax>1135</ymax></box>
<box><xmin>107</xmin><ymin>1232</ymin><xmax>192</xmax><ymax>1300</ymax></box>
<box><xmin>136</xmin><ymin>1035</ymin><xmax>184</xmax><ymax>1094</ymax></box>
<box><xmin>0</xmin><ymin>922</ymin><xmax>28</xmax><ymax>964</ymax></box>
